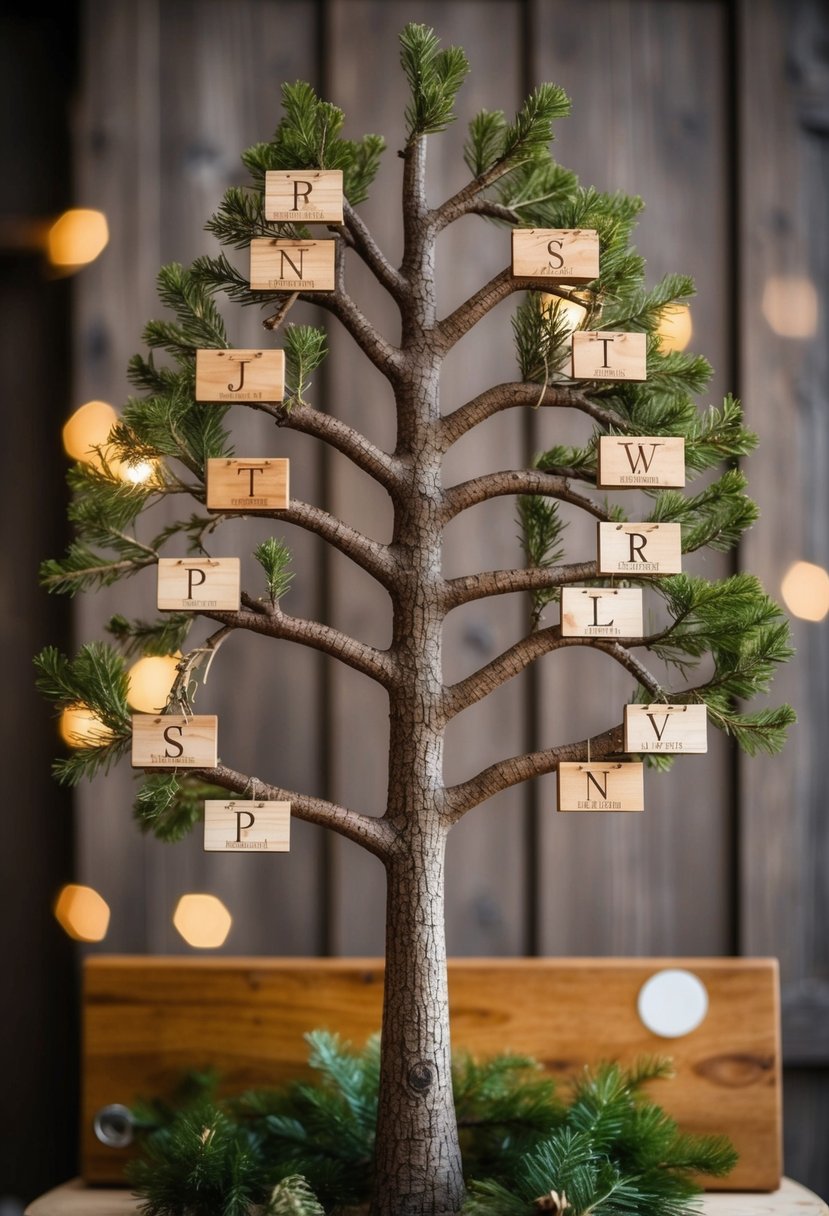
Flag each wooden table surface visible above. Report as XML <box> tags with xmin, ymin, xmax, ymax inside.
<box><xmin>25</xmin><ymin>1178</ymin><xmax>829</xmax><ymax>1215</ymax></box>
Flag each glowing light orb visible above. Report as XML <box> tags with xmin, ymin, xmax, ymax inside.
<box><xmin>127</xmin><ymin>655</ymin><xmax>180</xmax><ymax>713</ymax></box>
<box><xmin>781</xmin><ymin>560</ymin><xmax>829</xmax><ymax>622</ymax></box>
<box><xmin>47</xmin><ymin>208</ymin><xmax>109</xmax><ymax>269</ymax></box>
<box><xmin>173</xmin><ymin>894</ymin><xmax>233</xmax><ymax>949</ymax></box>
<box><xmin>54</xmin><ymin>884</ymin><xmax>111</xmax><ymax>942</ymax></box>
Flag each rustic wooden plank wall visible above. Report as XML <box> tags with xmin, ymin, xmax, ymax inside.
<box><xmin>69</xmin><ymin>0</ymin><xmax>827</xmax><ymax>1194</ymax></box>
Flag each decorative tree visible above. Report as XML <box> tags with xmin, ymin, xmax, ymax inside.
<box><xmin>36</xmin><ymin>24</ymin><xmax>793</xmax><ymax>1216</ymax></box>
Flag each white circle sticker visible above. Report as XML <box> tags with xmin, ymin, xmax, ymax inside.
<box><xmin>637</xmin><ymin>969</ymin><xmax>709</xmax><ymax>1038</ymax></box>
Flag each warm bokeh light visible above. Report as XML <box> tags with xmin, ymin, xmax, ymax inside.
<box><xmin>59</xmin><ymin>704</ymin><xmax>114</xmax><ymax>748</ymax></box>
<box><xmin>761</xmin><ymin>275</ymin><xmax>819</xmax><ymax>339</ymax></box>
<box><xmin>54</xmin><ymin>884</ymin><xmax>111</xmax><ymax>942</ymax></box>
<box><xmin>173</xmin><ymin>894</ymin><xmax>233</xmax><ymax>949</ymax></box>
<box><xmin>47</xmin><ymin>208</ymin><xmax>109</xmax><ymax>269</ymax></box>
<box><xmin>781</xmin><ymin>560</ymin><xmax>829</xmax><ymax>622</ymax></box>
<box><xmin>127</xmin><ymin>654</ymin><xmax>180</xmax><ymax>713</ymax></box>
<box><xmin>658</xmin><ymin>303</ymin><xmax>693</xmax><ymax>352</ymax></box>
<box><xmin>62</xmin><ymin>399</ymin><xmax>118</xmax><ymax>463</ymax></box>
<box><xmin>63</xmin><ymin>401</ymin><xmax>158</xmax><ymax>484</ymax></box>
<box><xmin>540</xmin><ymin>292</ymin><xmax>588</xmax><ymax>331</ymax></box>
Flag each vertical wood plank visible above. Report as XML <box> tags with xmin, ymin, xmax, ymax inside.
<box><xmin>531</xmin><ymin>0</ymin><xmax>732</xmax><ymax>954</ymax></box>
<box><xmin>74</xmin><ymin>0</ymin><xmax>325</xmax><ymax>955</ymax></box>
<box><xmin>325</xmin><ymin>0</ymin><xmax>529</xmax><ymax>957</ymax></box>
<box><xmin>738</xmin><ymin>0</ymin><xmax>829</xmax><ymax>1184</ymax></box>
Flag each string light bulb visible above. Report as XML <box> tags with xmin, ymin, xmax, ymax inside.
<box><xmin>127</xmin><ymin>655</ymin><xmax>180</xmax><ymax>713</ymax></box>
<box><xmin>657</xmin><ymin>304</ymin><xmax>692</xmax><ymax>352</ymax></box>
<box><xmin>59</xmin><ymin>704</ymin><xmax>114</xmax><ymax>748</ymax></box>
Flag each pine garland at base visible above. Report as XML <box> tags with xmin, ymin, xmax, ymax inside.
<box><xmin>128</xmin><ymin>1033</ymin><xmax>736</xmax><ymax>1216</ymax></box>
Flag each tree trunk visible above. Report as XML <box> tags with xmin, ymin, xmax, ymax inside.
<box><xmin>373</xmin><ymin>832</ymin><xmax>463</xmax><ymax>1216</ymax></box>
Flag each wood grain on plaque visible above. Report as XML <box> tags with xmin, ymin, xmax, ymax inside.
<box><xmin>206</xmin><ymin>458</ymin><xmax>290</xmax><ymax>511</ymax></box>
<box><xmin>82</xmin><ymin>957</ymin><xmax>781</xmax><ymax>1190</ymax></box>
<box><xmin>264</xmin><ymin>169</ymin><xmax>343</xmax><ymax>223</ymax></box>
<box><xmin>249</xmin><ymin>238</ymin><xmax>335</xmax><ymax>291</ymax></box>
<box><xmin>195</xmin><ymin>349</ymin><xmax>285</xmax><ymax>403</ymax></box>
<box><xmin>511</xmin><ymin>227</ymin><xmax>600</xmax><ymax>282</ymax></box>
<box><xmin>597</xmin><ymin>521</ymin><xmax>683</xmax><ymax>575</ymax></box>
<box><xmin>597</xmin><ymin>435</ymin><xmax>686</xmax><ymax>488</ymax></box>
<box><xmin>571</xmin><ymin>330</ymin><xmax>647</xmax><ymax>381</ymax></box>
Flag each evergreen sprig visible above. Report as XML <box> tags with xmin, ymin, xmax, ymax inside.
<box><xmin>146</xmin><ymin>262</ymin><xmax>229</xmax><ymax>358</ymax></box>
<box><xmin>128</xmin><ymin>1105</ymin><xmax>267</xmax><ymax>1216</ymax></box>
<box><xmin>255</xmin><ymin>538</ymin><xmax>294</xmax><ymax>606</ymax></box>
<box><xmin>512</xmin><ymin>293</ymin><xmax>573</xmax><ymax>384</ymax></box>
<box><xmin>127</xmin><ymin>1035</ymin><xmax>737</xmax><ymax>1216</ymax></box>
<box><xmin>33</xmin><ymin>643</ymin><xmax>132</xmax><ymax>784</ymax></box>
<box><xmin>518</xmin><ymin>495</ymin><xmax>567</xmax><ymax>629</ymax></box>
<box><xmin>647</xmin><ymin>468</ymin><xmax>759</xmax><ymax>554</ymax></box>
<box><xmin>400</xmin><ymin>23</ymin><xmax>470</xmax><ymax>137</ymax></box>
<box><xmin>134</xmin><ymin>773</ymin><xmax>227</xmax><ymax>842</ymax></box>
<box><xmin>107</xmin><ymin>612</ymin><xmax>193</xmax><ymax>659</ymax></box>
<box><xmin>283</xmin><ymin>324</ymin><xmax>327</xmax><ymax>408</ymax></box>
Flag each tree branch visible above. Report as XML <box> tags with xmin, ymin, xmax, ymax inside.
<box><xmin>187</xmin><ymin>762</ymin><xmax>395</xmax><ymax>860</ymax></box>
<box><xmin>443</xmin><ymin>629</ymin><xmax>662</xmax><ymax>719</ymax></box>
<box><xmin>276</xmin><ymin>500</ymin><xmax>398</xmax><ymax>588</ymax></box>
<box><xmin>341</xmin><ymin>199</ymin><xmax>408</xmax><ymax>302</ymax></box>
<box><xmin>436</xmin><ymin>267</ymin><xmax>575</xmax><ymax>352</ymax></box>
<box><xmin>442</xmin><ymin>469</ymin><xmax>609</xmax><ymax>524</ymax></box>
<box><xmin>248</xmin><ymin>400</ymin><xmax>403</xmax><ymax>493</ymax></box>
<box><xmin>443</xmin><ymin>561</ymin><xmax>598</xmax><ymax>610</ymax></box>
<box><xmin>433</xmin><ymin>159</ymin><xmax>524</xmax><ymax>232</ymax></box>
<box><xmin>441</xmin><ymin>382</ymin><xmax>628</xmax><ymax>449</ymax></box>
<box><xmin>299</xmin><ymin>242</ymin><xmax>403</xmax><ymax>379</ymax></box>
<box><xmin>203</xmin><ymin>604</ymin><xmax>397</xmax><ymax>689</ymax></box>
<box><xmin>443</xmin><ymin>722</ymin><xmax>626</xmax><ymax>823</ymax></box>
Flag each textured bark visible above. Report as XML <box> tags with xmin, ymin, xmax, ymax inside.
<box><xmin>367</xmin><ymin>133</ymin><xmax>465</xmax><ymax>1216</ymax></box>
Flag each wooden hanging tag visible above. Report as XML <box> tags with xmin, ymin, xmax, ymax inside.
<box><xmin>557</xmin><ymin>761</ymin><xmax>644</xmax><ymax>812</ymax></box>
<box><xmin>204</xmin><ymin>800</ymin><xmax>291</xmax><ymax>852</ymax></box>
<box><xmin>157</xmin><ymin>557</ymin><xmax>241</xmax><ymax>611</ymax></box>
<box><xmin>206</xmin><ymin>458</ymin><xmax>289</xmax><ymax>511</ymax></box>
<box><xmin>572</xmin><ymin>331</ymin><xmax>647</xmax><ymax>381</ymax></box>
<box><xmin>131</xmin><ymin>714</ymin><xmax>218</xmax><ymax>769</ymax></box>
<box><xmin>511</xmin><ymin>228</ymin><xmax>599</xmax><ymax>283</ymax></box>
<box><xmin>264</xmin><ymin>170</ymin><xmax>343</xmax><ymax>223</ymax></box>
<box><xmin>598</xmin><ymin>436</ymin><xmax>685</xmax><ymax>488</ymax></box>
<box><xmin>597</xmin><ymin>522</ymin><xmax>682</xmax><ymax>575</ymax></box>
<box><xmin>249</xmin><ymin>238</ymin><xmax>335</xmax><ymax>291</ymax></box>
<box><xmin>560</xmin><ymin>587</ymin><xmax>644</xmax><ymax>638</ymax></box>
<box><xmin>195</xmin><ymin>349</ymin><xmax>285</xmax><ymax>403</ymax></box>
<box><xmin>624</xmin><ymin>703</ymin><xmax>708</xmax><ymax>753</ymax></box>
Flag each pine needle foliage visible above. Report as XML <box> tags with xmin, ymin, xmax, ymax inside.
<box><xmin>283</xmin><ymin>324</ymin><xmax>328</xmax><ymax>408</ymax></box>
<box><xmin>255</xmin><ymin>538</ymin><xmax>294</xmax><ymax>606</ymax></box>
<box><xmin>133</xmin><ymin>773</ymin><xmax>228</xmax><ymax>842</ymax></box>
<box><xmin>106</xmin><ymin>612</ymin><xmax>193</xmax><ymax>659</ymax></box>
<box><xmin>518</xmin><ymin>495</ymin><xmax>567</xmax><ymax>629</ymax></box>
<box><xmin>33</xmin><ymin>643</ymin><xmax>132</xmax><ymax>784</ymax></box>
<box><xmin>400</xmin><ymin>23</ymin><xmax>470</xmax><ymax>137</ymax></box>
<box><xmin>127</xmin><ymin>1034</ymin><xmax>736</xmax><ymax>1216</ymax></box>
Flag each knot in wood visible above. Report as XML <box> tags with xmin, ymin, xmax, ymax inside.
<box><xmin>407</xmin><ymin>1060</ymin><xmax>435</xmax><ymax>1093</ymax></box>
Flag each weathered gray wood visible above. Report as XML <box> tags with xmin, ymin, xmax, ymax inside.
<box><xmin>74</xmin><ymin>0</ymin><xmax>325</xmax><ymax>954</ymax></box>
<box><xmin>738</xmin><ymin>0</ymin><xmax>829</xmax><ymax>984</ymax></box>
<box><xmin>531</xmin><ymin>0</ymin><xmax>732</xmax><ymax>955</ymax></box>
<box><xmin>323</xmin><ymin>0</ymin><xmax>530</xmax><ymax>956</ymax></box>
